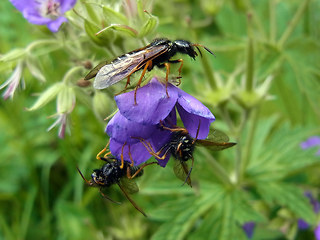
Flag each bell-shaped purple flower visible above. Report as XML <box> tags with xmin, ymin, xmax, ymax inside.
<box><xmin>10</xmin><ymin>0</ymin><xmax>77</xmax><ymax>32</ymax></box>
<box><xmin>115</xmin><ymin>78</ymin><xmax>215</xmax><ymax>139</ymax></box>
<box><xmin>106</xmin><ymin>78</ymin><xmax>215</xmax><ymax>167</ymax></box>
<box><xmin>242</xmin><ymin>222</ymin><xmax>255</xmax><ymax>239</ymax></box>
<box><xmin>301</xmin><ymin>136</ymin><xmax>320</xmax><ymax>155</ymax></box>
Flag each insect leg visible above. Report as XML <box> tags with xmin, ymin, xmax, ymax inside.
<box><xmin>124</xmin><ymin>75</ymin><xmax>131</xmax><ymax>90</ymax></box>
<box><xmin>127</xmin><ymin>161</ymin><xmax>159</xmax><ymax>179</ymax></box>
<box><xmin>159</xmin><ymin>121</ymin><xmax>189</xmax><ymax>134</ymax></box>
<box><xmin>120</xmin><ymin>142</ymin><xmax>127</xmax><ymax>169</ymax></box>
<box><xmin>134</xmin><ymin>60</ymin><xmax>152</xmax><ymax>105</ymax></box>
<box><xmin>117</xmin><ymin>183</ymin><xmax>147</xmax><ymax>217</ymax></box>
<box><xmin>164</xmin><ymin>63</ymin><xmax>170</xmax><ymax>98</ymax></box>
<box><xmin>128</xmin><ymin>145</ymin><xmax>134</xmax><ymax>167</ymax></box>
<box><xmin>96</xmin><ymin>140</ymin><xmax>111</xmax><ymax>160</ymax></box>
<box><xmin>168</xmin><ymin>59</ymin><xmax>183</xmax><ymax>79</ymax></box>
<box><xmin>98</xmin><ymin>188</ymin><xmax>122</xmax><ymax>205</ymax></box>
<box><xmin>135</xmin><ymin>137</ymin><xmax>169</xmax><ymax>160</ymax></box>
<box><xmin>192</xmin><ymin>120</ymin><xmax>201</xmax><ymax>144</ymax></box>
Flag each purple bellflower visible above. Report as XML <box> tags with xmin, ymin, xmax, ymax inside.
<box><xmin>106</xmin><ymin>78</ymin><xmax>215</xmax><ymax>167</ymax></box>
<box><xmin>10</xmin><ymin>0</ymin><xmax>77</xmax><ymax>32</ymax></box>
<box><xmin>297</xmin><ymin>138</ymin><xmax>320</xmax><ymax>239</ymax></box>
<box><xmin>301</xmin><ymin>136</ymin><xmax>320</xmax><ymax>155</ymax></box>
<box><xmin>242</xmin><ymin>222</ymin><xmax>255</xmax><ymax>239</ymax></box>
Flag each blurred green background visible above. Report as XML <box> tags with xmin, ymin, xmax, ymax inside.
<box><xmin>0</xmin><ymin>0</ymin><xmax>320</xmax><ymax>239</ymax></box>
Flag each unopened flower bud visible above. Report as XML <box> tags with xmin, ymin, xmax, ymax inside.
<box><xmin>57</xmin><ymin>86</ymin><xmax>76</xmax><ymax>114</ymax></box>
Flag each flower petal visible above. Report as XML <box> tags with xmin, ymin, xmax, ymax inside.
<box><xmin>315</xmin><ymin>224</ymin><xmax>320</xmax><ymax>240</ymax></box>
<box><xmin>176</xmin><ymin>87</ymin><xmax>215</xmax><ymax>121</ymax></box>
<box><xmin>59</xmin><ymin>0</ymin><xmax>77</xmax><ymax>13</ymax></box>
<box><xmin>301</xmin><ymin>136</ymin><xmax>320</xmax><ymax>149</ymax></box>
<box><xmin>177</xmin><ymin>103</ymin><xmax>214</xmax><ymax>139</ymax></box>
<box><xmin>116</xmin><ymin>78</ymin><xmax>178</xmax><ymax>124</ymax></box>
<box><xmin>23</xmin><ymin>10</ymin><xmax>52</xmax><ymax>25</ymax></box>
<box><xmin>47</xmin><ymin>17</ymin><xmax>67</xmax><ymax>32</ymax></box>
<box><xmin>106</xmin><ymin>111</ymin><xmax>157</xmax><ymax>144</ymax></box>
<box><xmin>109</xmin><ymin>139</ymin><xmax>152</xmax><ymax>165</ymax></box>
<box><xmin>297</xmin><ymin>219</ymin><xmax>309</xmax><ymax>230</ymax></box>
<box><xmin>10</xmin><ymin>0</ymin><xmax>38</xmax><ymax>12</ymax></box>
<box><xmin>151</xmin><ymin>108</ymin><xmax>176</xmax><ymax>150</ymax></box>
<box><xmin>242</xmin><ymin>222</ymin><xmax>255</xmax><ymax>239</ymax></box>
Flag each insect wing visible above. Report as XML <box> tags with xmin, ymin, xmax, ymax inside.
<box><xmin>173</xmin><ymin>161</ymin><xmax>192</xmax><ymax>186</ymax></box>
<box><xmin>196</xmin><ymin>129</ymin><xmax>236</xmax><ymax>151</ymax></box>
<box><xmin>93</xmin><ymin>45</ymin><xmax>168</xmax><ymax>89</ymax></box>
<box><xmin>84</xmin><ymin>61</ymin><xmax>109</xmax><ymax>80</ymax></box>
<box><xmin>119</xmin><ymin>178</ymin><xmax>139</xmax><ymax>194</ymax></box>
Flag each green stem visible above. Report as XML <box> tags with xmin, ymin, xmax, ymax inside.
<box><xmin>26</xmin><ymin>39</ymin><xmax>61</xmax><ymax>53</ymax></box>
<box><xmin>246</xmin><ymin>38</ymin><xmax>254</xmax><ymax>92</ymax></box>
<box><xmin>200</xmin><ymin>52</ymin><xmax>218</xmax><ymax>90</ymax></box>
<box><xmin>269</xmin><ymin>0</ymin><xmax>277</xmax><ymax>43</ymax></box>
<box><xmin>198</xmin><ymin>148</ymin><xmax>233</xmax><ymax>186</ymax></box>
<box><xmin>240</xmin><ymin>108</ymin><xmax>259</xmax><ymax>179</ymax></box>
<box><xmin>246</xmin><ymin>14</ymin><xmax>254</xmax><ymax>92</ymax></box>
<box><xmin>277</xmin><ymin>0</ymin><xmax>310</xmax><ymax>48</ymax></box>
<box><xmin>62</xmin><ymin>66</ymin><xmax>83</xmax><ymax>84</ymax></box>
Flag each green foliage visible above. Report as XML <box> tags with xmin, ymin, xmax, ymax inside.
<box><xmin>0</xmin><ymin>0</ymin><xmax>320</xmax><ymax>239</ymax></box>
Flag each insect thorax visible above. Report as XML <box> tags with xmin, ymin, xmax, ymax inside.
<box><xmin>92</xmin><ymin>162</ymin><xmax>127</xmax><ymax>187</ymax></box>
<box><xmin>170</xmin><ymin>132</ymin><xmax>195</xmax><ymax>162</ymax></box>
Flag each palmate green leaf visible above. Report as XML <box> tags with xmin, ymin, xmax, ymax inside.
<box><xmin>256</xmin><ymin>182</ymin><xmax>316</xmax><ymax>224</ymax></box>
<box><xmin>151</xmin><ymin>183</ymin><xmax>225</xmax><ymax>240</ymax></box>
<box><xmin>150</xmin><ymin>182</ymin><xmax>264</xmax><ymax>240</ymax></box>
<box><xmin>187</xmin><ymin>188</ymin><xmax>263</xmax><ymax>240</ymax></box>
<box><xmin>247</xmin><ymin>119</ymin><xmax>319</xmax><ymax>180</ymax></box>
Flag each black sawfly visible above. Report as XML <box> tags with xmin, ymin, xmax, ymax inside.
<box><xmin>77</xmin><ymin>156</ymin><xmax>157</xmax><ymax>217</ymax></box>
<box><xmin>137</xmin><ymin>124</ymin><xmax>236</xmax><ymax>187</ymax></box>
<box><xmin>85</xmin><ymin>38</ymin><xmax>215</xmax><ymax>104</ymax></box>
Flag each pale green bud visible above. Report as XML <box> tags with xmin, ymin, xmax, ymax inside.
<box><xmin>57</xmin><ymin>86</ymin><xmax>76</xmax><ymax>114</ymax></box>
<box><xmin>27</xmin><ymin>82</ymin><xmax>63</xmax><ymax>111</ymax></box>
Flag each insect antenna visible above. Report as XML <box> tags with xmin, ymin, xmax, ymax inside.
<box><xmin>117</xmin><ymin>183</ymin><xmax>147</xmax><ymax>217</ymax></box>
<box><xmin>76</xmin><ymin>167</ymin><xmax>93</xmax><ymax>186</ymax></box>
<box><xmin>192</xmin><ymin>43</ymin><xmax>216</xmax><ymax>57</ymax></box>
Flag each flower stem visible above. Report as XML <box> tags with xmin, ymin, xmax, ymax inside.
<box><xmin>245</xmin><ymin>14</ymin><xmax>254</xmax><ymax>92</ymax></box>
<box><xmin>62</xmin><ymin>66</ymin><xmax>83</xmax><ymax>84</ymax></box>
<box><xmin>277</xmin><ymin>0</ymin><xmax>310</xmax><ymax>48</ymax></box>
<box><xmin>198</xmin><ymin>148</ymin><xmax>233</xmax><ymax>186</ymax></box>
<box><xmin>269</xmin><ymin>0</ymin><xmax>277</xmax><ymax>43</ymax></box>
<box><xmin>200</xmin><ymin>53</ymin><xmax>218</xmax><ymax>91</ymax></box>
<box><xmin>240</xmin><ymin>107</ymin><xmax>259</xmax><ymax>179</ymax></box>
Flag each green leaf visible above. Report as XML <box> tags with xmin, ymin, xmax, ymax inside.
<box><xmin>0</xmin><ymin>48</ymin><xmax>26</xmax><ymax>62</ymax></box>
<box><xmin>151</xmin><ymin>183</ymin><xmax>225</xmax><ymax>240</ymax></box>
<box><xmin>98</xmin><ymin>24</ymin><xmax>138</xmax><ymax>37</ymax></box>
<box><xmin>138</xmin><ymin>11</ymin><xmax>159</xmax><ymax>37</ymax></box>
<box><xmin>102</xmin><ymin>5</ymin><xmax>128</xmax><ymax>24</ymax></box>
<box><xmin>256</xmin><ymin>182</ymin><xmax>316</xmax><ymax>224</ymax></box>
<box><xmin>25</xmin><ymin>56</ymin><xmax>45</xmax><ymax>82</ymax></box>
<box><xmin>27</xmin><ymin>83</ymin><xmax>63</xmax><ymax>111</ymax></box>
<box><xmin>84</xmin><ymin>19</ymin><xmax>114</xmax><ymax>46</ymax></box>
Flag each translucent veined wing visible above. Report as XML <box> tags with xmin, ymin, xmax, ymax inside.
<box><xmin>84</xmin><ymin>61</ymin><xmax>108</xmax><ymax>80</ymax></box>
<box><xmin>92</xmin><ymin>45</ymin><xmax>168</xmax><ymax>89</ymax></box>
<box><xmin>196</xmin><ymin>129</ymin><xmax>236</xmax><ymax>151</ymax></box>
<box><xmin>173</xmin><ymin>160</ymin><xmax>192</xmax><ymax>187</ymax></box>
<box><xmin>119</xmin><ymin>177</ymin><xmax>139</xmax><ymax>194</ymax></box>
